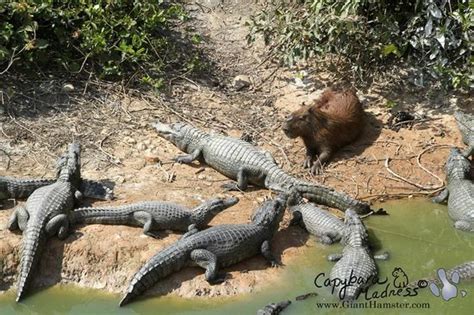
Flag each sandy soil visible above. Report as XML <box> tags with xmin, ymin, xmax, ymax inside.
<box><xmin>0</xmin><ymin>0</ymin><xmax>471</xmax><ymax>299</ymax></box>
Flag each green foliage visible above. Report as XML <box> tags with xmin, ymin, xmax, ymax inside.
<box><xmin>248</xmin><ymin>0</ymin><xmax>473</xmax><ymax>89</ymax></box>
<box><xmin>0</xmin><ymin>0</ymin><xmax>198</xmax><ymax>86</ymax></box>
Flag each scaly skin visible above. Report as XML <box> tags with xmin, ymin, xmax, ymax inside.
<box><xmin>257</xmin><ymin>300</ymin><xmax>291</xmax><ymax>315</ymax></box>
<box><xmin>454</xmin><ymin>111</ymin><xmax>474</xmax><ymax>158</ymax></box>
<box><xmin>70</xmin><ymin>197</ymin><xmax>239</xmax><ymax>235</ymax></box>
<box><xmin>7</xmin><ymin>142</ymin><xmax>82</xmax><ymax>301</ymax></box>
<box><xmin>0</xmin><ymin>176</ymin><xmax>114</xmax><ymax>201</ymax></box>
<box><xmin>433</xmin><ymin>148</ymin><xmax>474</xmax><ymax>232</ymax></box>
<box><xmin>410</xmin><ymin>261</ymin><xmax>474</xmax><ymax>288</ymax></box>
<box><xmin>153</xmin><ymin>122</ymin><xmax>370</xmax><ymax>214</ymax></box>
<box><xmin>328</xmin><ymin>209</ymin><xmax>387</xmax><ymax>300</ymax></box>
<box><xmin>289</xmin><ymin>202</ymin><xmax>344</xmax><ymax>244</ymax></box>
<box><xmin>119</xmin><ymin>196</ymin><xmax>286</xmax><ymax>306</ymax></box>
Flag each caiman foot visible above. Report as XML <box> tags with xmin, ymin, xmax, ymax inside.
<box><xmin>208</xmin><ymin>273</ymin><xmax>228</xmax><ymax>285</ymax></box>
<box><xmin>327</xmin><ymin>253</ymin><xmax>343</xmax><ymax>262</ymax></box>
<box><xmin>454</xmin><ymin>220</ymin><xmax>474</xmax><ymax>232</ymax></box>
<box><xmin>374</xmin><ymin>251</ymin><xmax>390</xmax><ymax>260</ymax></box>
<box><xmin>174</xmin><ymin>154</ymin><xmax>194</xmax><ymax>164</ymax></box>
<box><xmin>221</xmin><ymin>181</ymin><xmax>241</xmax><ymax>192</ymax></box>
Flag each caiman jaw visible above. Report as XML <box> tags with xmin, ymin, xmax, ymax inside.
<box><xmin>152</xmin><ymin>122</ymin><xmax>178</xmax><ymax>141</ymax></box>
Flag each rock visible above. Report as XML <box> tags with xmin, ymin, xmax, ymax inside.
<box><xmin>62</xmin><ymin>83</ymin><xmax>74</xmax><ymax>92</ymax></box>
<box><xmin>114</xmin><ymin>176</ymin><xmax>126</xmax><ymax>184</ymax></box>
<box><xmin>124</xmin><ymin>136</ymin><xmax>137</xmax><ymax>145</ymax></box>
<box><xmin>137</xmin><ymin>142</ymin><xmax>147</xmax><ymax>151</ymax></box>
<box><xmin>232</xmin><ymin>75</ymin><xmax>251</xmax><ymax>91</ymax></box>
<box><xmin>144</xmin><ymin>155</ymin><xmax>160</xmax><ymax>164</ymax></box>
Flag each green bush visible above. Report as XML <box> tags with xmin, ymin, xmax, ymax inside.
<box><xmin>248</xmin><ymin>0</ymin><xmax>473</xmax><ymax>89</ymax></box>
<box><xmin>0</xmin><ymin>0</ymin><xmax>198</xmax><ymax>87</ymax></box>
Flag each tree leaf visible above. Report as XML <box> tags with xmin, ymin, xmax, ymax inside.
<box><xmin>424</xmin><ymin>18</ymin><xmax>433</xmax><ymax>36</ymax></box>
<box><xmin>435</xmin><ymin>33</ymin><xmax>446</xmax><ymax>48</ymax></box>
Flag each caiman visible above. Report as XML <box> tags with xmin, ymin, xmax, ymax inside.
<box><xmin>7</xmin><ymin>142</ymin><xmax>82</xmax><ymax>301</ymax></box>
<box><xmin>69</xmin><ymin>197</ymin><xmax>238</xmax><ymax>236</ymax></box>
<box><xmin>433</xmin><ymin>148</ymin><xmax>474</xmax><ymax>232</ymax></box>
<box><xmin>153</xmin><ymin>122</ymin><xmax>370</xmax><ymax>214</ymax></box>
<box><xmin>0</xmin><ymin>176</ymin><xmax>113</xmax><ymax>201</ymax></box>
<box><xmin>454</xmin><ymin>111</ymin><xmax>474</xmax><ymax>159</ymax></box>
<box><xmin>289</xmin><ymin>201</ymin><xmax>344</xmax><ymax>244</ymax></box>
<box><xmin>119</xmin><ymin>196</ymin><xmax>286</xmax><ymax>306</ymax></box>
<box><xmin>328</xmin><ymin>209</ymin><xmax>388</xmax><ymax>300</ymax></box>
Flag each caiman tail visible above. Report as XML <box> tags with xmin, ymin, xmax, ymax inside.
<box><xmin>265</xmin><ymin>168</ymin><xmax>370</xmax><ymax>213</ymax></box>
<box><xmin>296</xmin><ymin>182</ymin><xmax>370</xmax><ymax>214</ymax></box>
<box><xmin>120</xmin><ymin>244</ymin><xmax>190</xmax><ymax>306</ymax></box>
<box><xmin>71</xmin><ymin>206</ymin><xmax>136</xmax><ymax>225</ymax></box>
<box><xmin>16</xmin><ymin>220</ymin><xmax>48</xmax><ymax>302</ymax></box>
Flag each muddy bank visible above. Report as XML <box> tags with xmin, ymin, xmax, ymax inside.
<box><xmin>0</xmin><ymin>195</ymin><xmax>310</xmax><ymax>298</ymax></box>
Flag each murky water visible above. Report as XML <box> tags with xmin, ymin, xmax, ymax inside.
<box><xmin>0</xmin><ymin>198</ymin><xmax>473</xmax><ymax>314</ymax></box>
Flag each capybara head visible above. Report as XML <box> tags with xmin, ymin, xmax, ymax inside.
<box><xmin>282</xmin><ymin>106</ymin><xmax>316</xmax><ymax>139</ymax></box>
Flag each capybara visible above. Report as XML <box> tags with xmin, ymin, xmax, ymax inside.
<box><xmin>282</xmin><ymin>88</ymin><xmax>365</xmax><ymax>174</ymax></box>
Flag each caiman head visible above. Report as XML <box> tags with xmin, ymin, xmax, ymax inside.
<box><xmin>192</xmin><ymin>196</ymin><xmax>239</xmax><ymax>227</ymax></box>
<box><xmin>341</xmin><ymin>209</ymin><xmax>369</xmax><ymax>247</ymax></box>
<box><xmin>445</xmin><ymin>148</ymin><xmax>470</xmax><ymax>180</ymax></box>
<box><xmin>56</xmin><ymin>141</ymin><xmax>81</xmax><ymax>187</ymax></box>
<box><xmin>251</xmin><ymin>194</ymin><xmax>287</xmax><ymax>230</ymax></box>
<box><xmin>153</xmin><ymin>121</ymin><xmax>207</xmax><ymax>154</ymax></box>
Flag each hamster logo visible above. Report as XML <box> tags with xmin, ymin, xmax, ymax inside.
<box><xmin>392</xmin><ymin>267</ymin><xmax>409</xmax><ymax>288</ymax></box>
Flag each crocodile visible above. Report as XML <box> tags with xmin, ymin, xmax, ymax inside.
<box><xmin>0</xmin><ymin>176</ymin><xmax>113</xmax><ymax>201</ymax></box>
<box><xmin>119</xmin><ymin>195</ymin><xmax>287</xmax><ymax>306</ymax></box>
<box><xmin>289</xmin><ymin>201</ymin><xmax>345</xmax><ymax>244</ymax></box>
<box><xmin>433</xmin><ymin>148</ymin><xmax>474</xmax><ymax>232</ymax></box>
<box><xmin>153</xmin><ymin>122</ymin><xmax>370</xmax><ymax>214</ymax></box>
<box><xmin>7</xmin><ymin>142</ymin><xmax>82</xmax><ymax>301</ymax></box>
<box><xmin>328</xmin><ymin>209</ymin><xmax>388</xmax><ymax>300</ymax></box>
<box><xmin>69</xmin><ymin>197</ymin><xmax>239</xmax><ymax>236</ymax></box>
<box><xmin>454</xmin><ymin>111</ymin><xmax>474</xmax><ymax>159</ymax></box>
<box><xmin>257</xmin><ymin>300</ymin><xmax>291</xmax><ymax>315</ymax></box>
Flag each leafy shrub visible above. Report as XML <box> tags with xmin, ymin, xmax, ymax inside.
<box><xmin>248</xmin><ymin>0</ymin><xmax>472</xmax><ymax>89</ymax></box>
<box><xmin>0</xmin><ymin>1</ymin><xmax>200</xmax><ymax>87</ymax></box>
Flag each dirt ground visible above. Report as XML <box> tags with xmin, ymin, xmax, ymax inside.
<box><xmin>0</xmin><ymin>0</ymin><xmax>472</xmax><ymax>298</ymax></box>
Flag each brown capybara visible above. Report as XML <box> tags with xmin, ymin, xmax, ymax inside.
<box><xmin>282</xmin><ymin>88</ymin><xmax>365</xmax><ymax>174</ymax></box>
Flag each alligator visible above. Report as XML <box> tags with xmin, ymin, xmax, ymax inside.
<box><xmin>454</xmin><ymin>111</ymin><xmax>474</xmax><ymax>159</ymax></box>
<box><xmin>257</xmin><ymin>300</ymin><xmax>291</xmax><ymax>315</ymax></box>
<box><xmin>69</xmin><ymin>197</ymin><xmax>239</xmax><ymax>236</ymax></box>
<box><xmin>432</xmin><ymin>148</ymin><xmax>474</xmax><ymax>232</ymax></box>
<box><xmin>7</xmin><ymin>142</ymin><xmax>82</xmax><ymax>301</ymax></box>
<box><xmin>119</xmin><ymin>196</ymin><xmax>286</xmax><ymax>306</ymax></box>
<box><xmin>289</xmin><ymin>201</ymin><xmax>345</xmax><ymax>244</ymax></box>
<box><xmin>0</xmin><ymin>176</ymin><xmax>113</xmax><ymax>201</ymax></box>
<box><xmin>153</xmin><ymin>122</ymin><xmax>370</xmax><ymax>214</ymax></box>
<box><xmin>328</xmin><ymin>209</ymin><xmax>388</xmax><ymax>300</ymax></box>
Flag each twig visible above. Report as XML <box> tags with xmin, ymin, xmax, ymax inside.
<box><xmin>254</xmin><ymin>66</ymin><xmax>280</xmax><ymax>90</ymax></box>
<box><xmin>96</xmin><ymin>133</ymin><xmax>122</xmax><ymax>166</ymax></box>
<box><xmin>416</xmin><ymin>144</ymin><xmax>449</xmax><ymax>188</ymax></box>
<box><xmin>384</xmin><ymin>157</ymin><xmax>443</xmax><ymax>190</ymax></box>
<box><xmin>0</xmin><ymin>46</ymin><xmax>25</xmax><ymax>75</ymax></box>
<box><xmin>0</xmin><ymin>148</ymin><xmax>11</xmax><ymax>170</ymax></box>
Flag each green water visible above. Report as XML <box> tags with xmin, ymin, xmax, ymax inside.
<box><xmin>0</xmin><ymin>198</ymin><xmax>473</xmax><ymax>314</ymax></box>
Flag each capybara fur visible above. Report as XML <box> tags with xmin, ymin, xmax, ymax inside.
<box><xmin>282</xmin><ymin>88</ymin><xmax>365</xmax><ymax>174</ymax></box>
